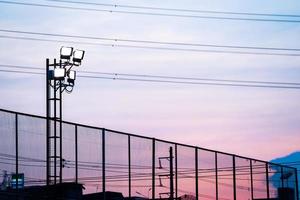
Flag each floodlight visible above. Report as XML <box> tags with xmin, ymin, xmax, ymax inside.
<box><xmin>67</xmin><ymin>70</ymin><xmax>76</xmax><ymax>84</ymax></box>
<box><xmin>60</xmin><ymin>46</ymin><xmax>73</xmax><ymax>60</ymax></box>
<box><xmin>54</xmin><ymin>68</ymin><xmax>66</xmax><ymax>80</ymax></box>
<box><xmin>68</xmin><ymin>70</ymin><xmax>76</xmax><ymax>80</ymax></box>
<box><xmin>72</xmin><ymin>50</ymin><xmax>85</xmax><ymax>65</ymax></box>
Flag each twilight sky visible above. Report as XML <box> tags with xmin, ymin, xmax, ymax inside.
<box><xmin>0</xmin><ymin>0</ymin><xmax>300</xmax><ymax>161</ymax></box>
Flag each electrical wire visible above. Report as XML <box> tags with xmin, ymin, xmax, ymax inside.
<box><xmin>1</xmin><ymin>1</ymin><xmax>300</xmax><ymax>23</ymax></box>
<box><xmin>0</xmin><ymin>150</ymin><xmax>300</xmax><ymax>197</ymax></box>
<box><xmin>1</xmin><ymin>148</ymin><xmax>298</xmax><ymax>175</ymax></box>
<box><xmin>0</xmin><ymin>154</ymin><xmax>297</xmax><ymax>179</ymax></box>
<box><xmin>0</xmin><ymin>69</ymin><xmax>43</xmax><ymax>75</ymax></box>
<box><xmin>1</xmin><ymin>64</ymin><xmax>300</xmax><ymax>86</ymax></box>
<box><xmin>1</xmin><ymin>29</ymin><xmax>300</xmax><ymax>52</ymax></box>
<box><xmin>1</xmin><ymin>68</ymin><xmax>300</xmax><ymax>90</ymax></box>
<box><xmin>46</xmin><ymin>0</ymin><xmax>300</xmax><ymax>19</ymax></box>
<box><xmin>0</xmin><ymin>153</ymin><xmax>275</xmax><ymax>175</ymax></box>
<box><xmin>1</xmin><ymin>35</ymin><xmax>300</xmax><ymax>57</ymax></box>
<box><xmin>39</xmin><ymin>74</ymin><xmax>300</xmax><ymax>90</ymax></box>
<box><xmin>0</xmin><ymin>158</ymin><xmax>297</xmax><ymax>199</ymax></box>
<box><xmin>2</xmin><ymin>152</ymin><xmax>298</xmax><ymax>177</ymax></box>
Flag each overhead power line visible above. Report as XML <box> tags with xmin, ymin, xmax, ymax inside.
<box><xmin>0</xmin><ymin>69</ymin><xmax>43</xmax><ymax>75</ymax></box>
<box><xmin>1</xmin><ymin>65</ymin><xmax>300</xmax><ymax>90</ymax></box>
<box><xmin>1</xmin><ymin>64</ymin><xmax>300</xmax><ymax>86</ymax></box>
<box><xmin>81</xmin><ymin>71</ymin><xmax>300</xmax><ymax>86</ymax></box>
<box><xmin>2</xmin><ymin>152</ymin><xmax>289</xmax><ymax>173</ymax></box>
<box><xmin>48</xmin><ymin>0</ymin><xmax>300</xmax><ymax>18</ymax></box>
<box><xmin>1</xmin><ymin>35</ymin><xmax>300</xmax><ymax>57</ymax></box>
<box><xmin>79</xmin><ymin>75</ymin><xmax>300</xmax><ymax>89</ymax></box>
<box><xmin>0</xmin><ymin>1</ymin><xmax>300</xmax><ymax>23</ymax></box>
<box><xmin>1</xmin><ymin>152</ymin><xmax>298</xmax><ymax>175</ymax></box>
<box><xmin>1</xmin><ymin>29</ymin><xmax>300</xmax><ymax>52</ymax></box>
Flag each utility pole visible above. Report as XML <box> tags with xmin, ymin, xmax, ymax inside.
<box><xmin>158</xmin><ymin>146</ymin><xmax>174</xmax><ymax>200</ymax></box>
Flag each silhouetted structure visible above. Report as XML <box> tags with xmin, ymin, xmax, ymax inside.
<box><xmin>0</xmin><ymin>183</ymin><xmax>83</xmax><ymax>199</ymax></box>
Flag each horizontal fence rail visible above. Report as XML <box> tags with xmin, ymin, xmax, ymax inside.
<box><xmin>0</xmin><ymin>108</ymin><xmax>298</xmax><ymax>200</ymax></box>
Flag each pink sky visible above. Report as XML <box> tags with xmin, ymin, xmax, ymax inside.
<box><xmin>0</xmin><ymin>0</ymin><xmax>300</xmax><ymax>162</ymax></box>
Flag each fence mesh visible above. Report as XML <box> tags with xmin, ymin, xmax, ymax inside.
<box><xmin>130</xmin><ymin>136</ymin><xmax>152</xmax><ymax>198</ymax></box>
<box><xmin>77</xmin><ymin>125</ymin><xmax>102</xmax><ymax>194</ymax></box>
<box><xmin>235</xmin><ymin>157</ymin><xmax>251</xmax><ymax>199</ymax></box>
<box><xmin>177</xmin><ymin>145</ymin><xmax>196</xmax><ymax>198</ymax></box>
<box><xmin>18</xmin><ymin>115</ymin><xmax>46</xmax><ymax>186</ymax></box>
<box><xmin>105</xmin><ymin>130</ymin><xmax>129</xmax><ymax>196</ymax></box>
<box><xmin>0</xmin><ymin>109</ymin><xmax>298</xmax><ymax>200</ymax></box>
<box><xmin>0</xmin><ymin>111</ymin><xmax>15</xmax><ymax>177</ymax></box>
<box><xmin>198</xmin><ymin>150</ymin><xmax>216</xmax><ymax>199</ymax></box>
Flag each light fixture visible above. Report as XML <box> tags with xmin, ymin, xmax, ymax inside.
<box><xmin>72</xmin><ymin>50</ymin><xmax>85</xmax><ymax>65</ymax></box>
<box><xmin>60</xmin><ymin>46</ymin><xmax>74</xmax><ymax>60</ymax></box>
<box><xmin>54</xmin><ymin>68</ymin><xmax>66</xmax><ymax>80</ymax></box>
<box><xmin>67</xmin><ymin>70</ymin><xmax>76</xmax><ymax>84</ymax></box>
<box><xmin>68</xmin><ymin>70</ymin><xmax>76</xmax><ymax>80</ymax></box>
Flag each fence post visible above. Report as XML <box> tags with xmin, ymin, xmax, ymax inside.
<box><xmin>215</xmin><ymin>152</ymin><xmax>218</xmax><ymax>200</ymax></box>
<box><xmin>128</xmin><ymin>135</ymin><xmax>131</xmax><ymax>198</ymax></box>
<box><xmin>102</xmin><ymin>129</ymin><xmax>106</xmax><ymax>200</ymax></box>
<box><xmin>266</xmin><ymin>163</ymin><xmax>270</xmax><ymax>199</ymax></box>
<box><xmin>175</xmin><ymin>144</ymin><xmax>178</xmax><ymax>200</ymax></box>
<box><xmin>233</xmin><ymin>155</ymin><xmax>236</xmax><ymax>200</ymax></box>
<box><xmin>75</xmin><ymin>125</ymin><xmax>78</xmax><ymax>183</ymax></box>
<box><xmin>250</xmin><ymin>160</ymin><xmax>254</xmax><ymax>200</ymax></box>
<box><xmin>15</xmin><ymin>113</ymin><xmax>18</xmax><ymax>195</ymax></box>
<box><xmin>152</xmin><ymin>138</ymin><xmax>155</xmax><ymax>200</ymax></box>
<box><xmin>170</xmin><ymin>147</ymin><xmax>174</xmax><ymax>200</ymax></box>
<box><xmin>195</xmin><ymin>148</ymin><xmax>198</xmax><ymax>200</ymax></box>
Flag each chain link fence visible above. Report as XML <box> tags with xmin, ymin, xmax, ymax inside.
<box><xmin>0</xmin><ymin>108</ymin><xmax>298</xmax><ymax>200</ymax></box>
